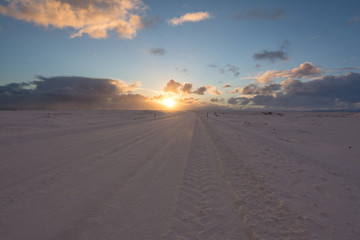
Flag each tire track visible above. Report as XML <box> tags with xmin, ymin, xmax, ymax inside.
<box><xmin>202</xmin><ymin>115</ymin><xmax>315</xmax><ymax>240</ymax></box>
<box><xmin>166</xmin><ymin>116</ymin><xmax>246</xmax><ymax>240</ymax></box>
<box><xmin>1</xmin><ymin>113</ymin><xmax>183</xmax><ymax>192</ymax></box>
<box><xmin>56</xmin><ymin>112</ymin><xmax>196</xmax><ymax>240</ymax></box>
<box><xmin>1</xmin><ymin>113</ymin><xmax>194</xmax><ymax>240</ymax></box>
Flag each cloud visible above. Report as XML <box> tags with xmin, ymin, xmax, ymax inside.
<box><xmin>232</xmin><ymin>88</ymin><xmax>241</xmax><ymax>93</ymax></box>
<box><xmin>253</xmin><ymin>50</ymin><xmax>288</xmax><ymax>63</ymax></box>
<box><xmin>222</xmin><ymin>83</ymin><xmax>231</xmax><ymax>88</ymax></box>
<box><xmin>240</xmin><ymin>83</ymin><xmax>281</xmax><ymax>95</ymax></box>
<box><xmin>329</xmin><ymin>66</ymin><xmax>360</xmax><ymax>71</ymax></box>
<box><xmin>163</xmin><ymin>79</ymin><xmax>193</xmax><ymax>95</ymax></box>
<box><xmin>209</xmin><ymin>63</ymin><xmax>240</xmax><ymax>77</ymax></box>
<box><xmin>163</xmin><ymin>79</ymin><xmax>183</xmax><ymax>94</ymax></box>
<box><xmin>193</xmin><ymin>86</ymin><xmax>207</xmax><ymax>95</ymax></box>
<box><xmin>0</xmin><ymin>76</ymin><xmax>153</xmax><ymax>110</ymax></box>
<box><xmin>347</xmin><ymin>16</ymin><xmax>360</xmax><ymax>26</ymax></box>
<box><xmin>227</xmin><ymin>97</ymin><xmax>251</xmax><ymax>105</ymax></box>
<box><xmin>231</xmin><ymin>72</ymin><xmax>360</xmax><ymax>110</ymax></box>
<box><xmin>175</xmin><ymin>68</ymin><xmax>190</xmax><ymax>75</ymax></box>
<box><xmin>207</xmin><ymin>86</ymin><xmax>222</xmax><ymax>95</ymax></box>
<box><xmin>221</xmin><ymin>64</ymin><xmax>240</xmax><ymax>77</ymax></box>
<box><xmin>182</xmin><ymin>83</ymin><xmax>193</xmax><ymax>94</ymax></box>
<box><xmin>150</xmin><ymin>47</ymin><xmax>166</xmax><ymax>56</ymax></box>
<box><xmin>0</xmin><ymin>0</ymin><xmax>147</xmax><ymax>39</ymax></box>
<box><xmin>141</xmin><ymin>15</ymin><xmax>161</xmax><ymax>29</ymax></box>
<box><xmin>253</xmin><ymin>41</ymin><xmax>290</xmax><ymax>63</ymax></box>
<box><xmin>162</xmin><ymin>80</ymin><xmax>220</xmax><ymax>96</ymax></box>
<box><xmin>168</xmin><ymin>11</ymin><xmax>210</xmax><ymax>26</ymax></box>
<box><xmin>210</xmin><ymin>98</ymin><xmax>224</xmax><ymax>103</ymax></box>
<box><xmin>234</xmin><ymin>7</ymin><xmax>285</xmax><ymax>21</ymax></box>
<box><xmin>255</xmin><ymin>62</ymin><xmax>321</xmax><ymax>83</ymax></box>
<box><xmin>191</xmin><ymin>85</ymin><xmax>221</xmax><ymax>95</ymax></box>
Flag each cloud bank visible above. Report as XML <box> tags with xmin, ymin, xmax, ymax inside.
<box><xmin>168</xmin><ymin>12</ymin><xmax>210</xmax><ymax>26</ymax></box>
<box><xmin>230</xmin><ymin>72</ymin><xmax>360</xmax><ymax>110</ymax></box>
<box><xmin>0</xmin><ymin>76</ymin><xmax>152</xmax><ymax>110</ymax></box>
<box><xmin>0</xmin><ymin>0</ymin><xmax>147</xmax><ymax>39</ymax></box>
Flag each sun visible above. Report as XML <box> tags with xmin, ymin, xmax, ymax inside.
<box><xmin>163</xmin><ymin>98</ymin><xmax>176</xmax><ymax>108</ymax></box>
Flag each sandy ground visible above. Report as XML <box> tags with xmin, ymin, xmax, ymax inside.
<box><xmin>0</xmin><ymin>110</ymin><xmax>359</xmax><ymax>239</ymax></box>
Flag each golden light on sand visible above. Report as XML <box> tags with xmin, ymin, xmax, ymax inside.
<box><xmin>163</xmin><ymin>98</ymin><xmax>176</xmax><ymax>108</ymax></box>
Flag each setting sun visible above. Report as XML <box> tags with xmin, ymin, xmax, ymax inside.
<box><xmin>163</xmin><ymin>98</ymin><xmax>176</xmax><ymax>108</ymax></box>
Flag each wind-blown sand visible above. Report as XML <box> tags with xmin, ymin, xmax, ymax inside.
<box><xmin>1</xmin><ymin>110</ymin><xmax>359</xmax><ymax>239</ymax></box>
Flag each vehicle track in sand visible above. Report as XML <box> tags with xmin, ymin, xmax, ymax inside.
<box><xmin>166</xmin><ymin>115</ymin><xmax>246</xmax><ymax>240</ymax></box>
<box><xmin>202</xmin><ymin>115</ymin><xmax>315</xmax><ymax>240</ymax></box>
<box><xmin>1</xmin><ymin>112</ymin><xmax>195</xmax><ymax>240</ymax></box>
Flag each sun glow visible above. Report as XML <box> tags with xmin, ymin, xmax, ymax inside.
<box><xmin>163</xmin><ymin>98</ymin><xmax>176</xmax><ymax>108</ymax></box>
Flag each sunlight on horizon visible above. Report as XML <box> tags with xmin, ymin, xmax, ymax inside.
<box><xmin>163</xmin><ymin>98</ymin><xmax>176</xmax><ymax>109</ymax></box>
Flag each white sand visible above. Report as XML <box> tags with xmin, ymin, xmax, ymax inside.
<box><xmin>0</xmin><ymin>110</ymin><xmax>359</xmax><ymax>239</ymax></box>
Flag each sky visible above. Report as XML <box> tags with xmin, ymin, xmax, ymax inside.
<box><xmin>0</xmin><ymin>0</ymin><xmax>360</xmax><ymax>110</ymax></box>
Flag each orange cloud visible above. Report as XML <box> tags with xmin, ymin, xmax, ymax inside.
<box><xmin>232</xmin><ymin>88</ymin><xmax>241</xmax><ymax>93</ymax></box>
<box><xmin>255</xmin><ymin>62</ymin><xmax>321</xmax><ymax>83</ymax></box>
<box><xmin>168</xmin><ymin>11</ymin><xmax>210</xmax><ymax>26</ymax></box>
<box><xmin>207</xmin><ymin>85</ymin><xmax>222</xmax><ymax>95</ymax></box>
<box><xmin>0</xmin><ymin>0</ymin><xmax>146</xmax><ymax>39</ymax></box>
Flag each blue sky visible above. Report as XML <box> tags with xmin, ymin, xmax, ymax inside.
<box><xmin>0</xmin><ymin>0</ymin><xmax>360</xmax><ymax>110</ymax></box>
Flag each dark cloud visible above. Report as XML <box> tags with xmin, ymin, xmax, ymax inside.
<box><xmin>162</xmin><ymin>82</ymin><xmax>221</xmax><ymax>96</ymax></box>
<box><xmin>150</xmin><ymin>47</ymin><xmax>166</xmax><ymax>56</ymax></box>
<box><xmin>163</xmin><ymin>79</ymin><xmax>182</xmax><ymax>94</ymax></box>
<box><xmin>328</xmin><ymin>66</ymin><xmax>360</xmax><ymax>72</ymax></box>
<box><xmin>0</xmin><ymin>76</ymin><xmax>150</xmax><ymax>110</ymax></box>
<box><xmin>240</xmin><ymin>83</ymin><xmax>281</xmax><ymax>95</ymax></box>
<box><xmin>283</xmin><ymin>73</ymin><xmax>360</xmax><ymax>102</ymax></box>
<box><xmin>175</xmin><ymin>68</ymin><xmax>190</xmax><ymax>75</ymax></box>
<box><xmin>227</xmin><ymin>97</ymin><xmax>251</xmax><ymax>105</ymax></box>
<box><xmin>193</xmin><ymin>86</ymin><xmax>207</xmax><ymax>95</ymax></box>
<box><xmin>163</xmin><ymin>79</ymin><xmax>193</xmax><ymax>95</ymax></box>
<box><xmin>222</xmin><ymin>83</ymin><xmax>231</xmax><ymax>88</ymax></box>
<box><xmin>231</xmin><ymin>72</ymin><xmax>360</xmax><ymax>110</ymax></box>
<box><xmin>253</xmin><ymin>50</ymin><xmax>288</xmax><ymax>62</ymax></box>
<box><xmin>210</xmin><ymin>98</ymin><xmax>224</xmax><ymax>103</ymax></box>
<box><xmin>253</xmin><ymin>41</ymin><xmax>290</xmax><ymax>63</ymax></box>
<box><xmin>182</xmin><ymin>83</ymin><xmax>193</xmax><ymax>94</ymax></box>
<box><xmin>219</xmin><ymin>64</ymin><xmax>240</xmax><ymax>77</ymax></box>
<box><xmin>234</xmin><ymin>7</ymin><xmax>286</xmax><ymax>21</ymax></box>
<box><xmin>208</xmin><ymin>63</ymin><xmax>240</xmax><ymax>77</ymax></box>
<box><xmin>141</xmin><ymin>15</ymin><xmax>161</xmax><ymax>29</ymax></box>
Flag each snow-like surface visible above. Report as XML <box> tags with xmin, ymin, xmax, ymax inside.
<box><xmin>1</xmin><ymin>110</ymin><xmax>359</xmax><ymax>239</ymax></box>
